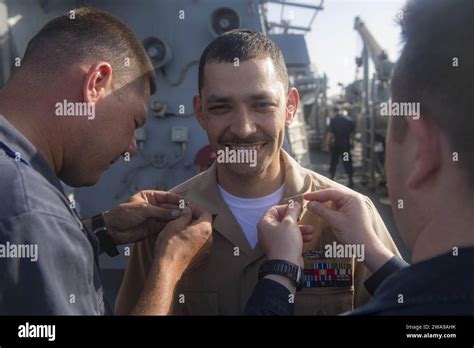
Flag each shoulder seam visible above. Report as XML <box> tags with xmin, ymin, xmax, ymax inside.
<box><xmin>12</xmin><ymin>160</ymin><xmax>31</xmax><ymax>213</ymax></box>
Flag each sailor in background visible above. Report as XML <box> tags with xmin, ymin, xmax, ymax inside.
<box><xmin>325</xmin><ymin>106</ymin><xmax>355</xmax><ymax>188</ymax></box>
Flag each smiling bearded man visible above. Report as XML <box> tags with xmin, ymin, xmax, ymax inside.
<box><xmin>115</xmin><ymin>29</ymin><xmax>401</xmax><ymax>315</ymax></box>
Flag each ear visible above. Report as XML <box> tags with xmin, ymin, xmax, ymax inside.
<box><xmin>406</xmin><ymin>116</ymin><xmax>442</xmax><ymax>189</ymax></box>
<box><xmin>83</xmin><ymin>62</ymin><xmax>113</xmax><ymax>104</ymax></box>
<box><xmin>285</xmin><ymin>87</ymin><xmax>299</xmax><ymax>126</ymax></box>
<box><xmin>193</xmin><ymin>95</ymin><xmax>206</xmax><ymax>130</ymax></box>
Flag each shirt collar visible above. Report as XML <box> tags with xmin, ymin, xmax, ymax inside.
<box><xmin>182</xmin><ymin>148</ymin><xmax>313</xmax><ymax>213</ymax></box>
<box><xmin>0</xmin><ymin>115</ymin><xmax>65</xmax><ymax>194</ymax></box>
<box><xmin>373</xmin><ymin>247</ymin><xmax>474</xmax><ymax>301</ymax></box>
<box><xmin>181</xmin><ymin>148</ymin><xmax>315</xmax><ymax>258</ymax></box>
<box><xmin>279</xmin><ymin>149</ymin><xmax>314</xmax><ymax>203</ymax></box>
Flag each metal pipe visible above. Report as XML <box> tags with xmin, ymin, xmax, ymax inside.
<box><xmin>268</xmin><ymin>22</ymin><xmax>311</xmax><ymax>32</ymax></box>
<box><xmin>0</xmin><ymin>0</ymin><xmax>11</xmax><ymax>85</ymax></box>
<box><xmin>264</xmin><ymin>0</ymin><xmax>323</xmax><ymax>10</ymax></box>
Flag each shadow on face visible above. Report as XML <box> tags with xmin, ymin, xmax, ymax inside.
<box><xmin>58</xmin><ymin>65</ymin><xmax>152</xmax><ymax>187</ymax></box>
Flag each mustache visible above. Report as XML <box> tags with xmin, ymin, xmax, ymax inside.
<box><xmin>218</xmin><ymin>133</ymin><xmax>273</xmax><ymax>145</ymax></box>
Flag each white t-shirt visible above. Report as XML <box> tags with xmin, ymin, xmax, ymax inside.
<box><xmin>218</xmin><ymin>184</ymin><xmax>285</xmax><ymax>249</ymax></box>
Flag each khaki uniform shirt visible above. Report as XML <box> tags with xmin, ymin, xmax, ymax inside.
<box><xmin>115</xmin><ymin>150</ymin><xmax>400</xmax><ymax>315</ymax></box>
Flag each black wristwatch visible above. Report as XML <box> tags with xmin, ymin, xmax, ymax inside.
<box><xmin>92</xmin><ymin>212</ymin><xmax>119</xmax><ymax>257</ymax></box>
<box><xmin>258</xmin><ymin>259</ymin><xmax>304</xmax><ymax>291</ymax></box>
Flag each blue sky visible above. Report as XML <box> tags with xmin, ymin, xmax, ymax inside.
<box><xmin>266</xmin><ymin>0</ymin><xmax>406</xmax><ymax>96</ymax></box>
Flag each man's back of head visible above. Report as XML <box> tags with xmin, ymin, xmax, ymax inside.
<box><xmin>390</xmin><ymin>0</ymin><xmax>473</xmax><ymax>182</ymax></box>
<box><xmin>386</xmin><ymin>0</ymin><xmax>474</xmax><ymax>262</ymax></box>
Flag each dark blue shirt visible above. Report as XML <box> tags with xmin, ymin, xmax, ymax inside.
<box><xmin>245</xmin><ymin>248</ymin><xmax>474</xmax><ymax>315</ymax></box>
<box><xmin>351</xmin><ymin>247</ymin><xmax>474</xmax><ymax>315</ymax></box>
<box><xmin>244</xmin><ymin>279</ymin><xmax>294</xmax><ymax>315</ymax></box>
<box><xmin>0</xmin><ymin>115</ymin><xmax>106</xmax><ymax>315</ymax></box>
<box><xmin>329</xmin><ymin>115</ymin><xmax>355</xmax><ymax>147</ymax></box>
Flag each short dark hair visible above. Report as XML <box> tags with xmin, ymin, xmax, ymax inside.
<box><xmin>198</xmin><ymin>29</ymin><xmax>288</xmax><ymax>95</ymax></box>
<box><xmin>21</xmin><ymin>7</ymin><xmax>156</xmax><ymax>94</ymax></box>
<box><xmin>390</xmin><ymin>0</ymin><xmax>474</xmax><ymax>184</ymax></box>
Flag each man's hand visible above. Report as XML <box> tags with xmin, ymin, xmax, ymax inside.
<box><xmin>132</xmin><ymin>204</ymin><xmax>213</xmax><ymax>315</ymax></box>
<box><xmin>104</xmin><ymin>190</ymin><xmax>183</xmax><ymax>245</ymax></box>
<box><xmin>257</xmin><ymin>202</ymin><xmax>313</xmax><ymax>267</ymax></box>
<box><xmin>154</xmin><ymin>204</ymin><xmax>213</xmax><ymax>276</ymax></box>
<box><xmin>304</xmin><ymin>189</ymin><xmax>394</xmax><ymax>273</ymax></box>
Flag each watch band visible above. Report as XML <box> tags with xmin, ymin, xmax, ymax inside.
<box><xmin>92</xmin><ymin>212</ymin><xmax>119</xmax><ymax>257</ymax></box>
<box><xmin>258</xmin><ymin>259</ymin><xmax>304</xmax><ymax>291</ymax></box>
